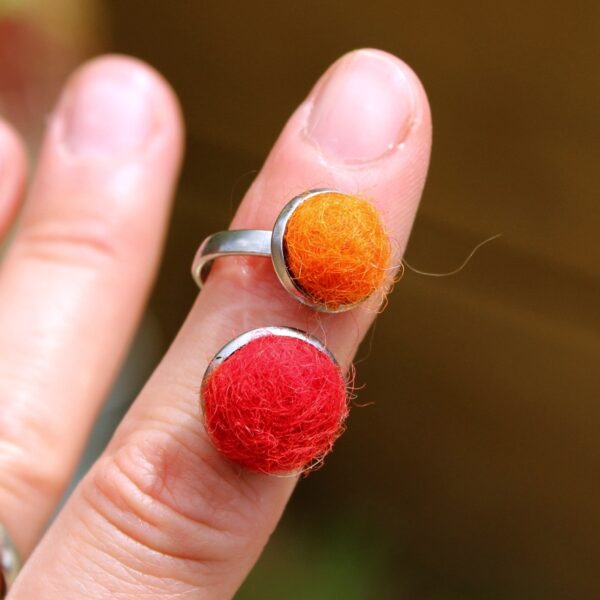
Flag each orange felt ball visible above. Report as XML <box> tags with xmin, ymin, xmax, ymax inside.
<box><xmin>283</xmin><ymin>192</ymin><xmax>391</xmax><ymax>310</ymax></box>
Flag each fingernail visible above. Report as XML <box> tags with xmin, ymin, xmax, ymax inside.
<box><xmin>306</xmin><ymin>50</ymin><xmax>416</xmax><ymax>164</ymax></box>
<box><xmin>60</xmin><ymin>62</ymin><xmax>155</xmax><ymax>157</ymax></box>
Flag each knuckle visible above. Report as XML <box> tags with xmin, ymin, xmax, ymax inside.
<box><xmin>81</xmin><ymin>427</ymin><xmax>262</xmax><ymax>573</ymax></box>
<box><xmin>0</xmin><ymin>401</ymin><xmax>73</xmax><ymax>504</ymax></box>
<box><xmin>15</xmin><ymin>215</ymin><xmax>120</xmax><ymax>271</ymax></box>
<box><xmin>0</xmin><ymin>437</ymin><xmax>71</xmax><ymax>506</ymax></box>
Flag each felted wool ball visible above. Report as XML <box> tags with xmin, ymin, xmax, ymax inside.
<box><xmin>283</xmin><ymin>192</ymin><xmax>391</xmax><ymax>310</ymax></box>
<box><xmin>202</xmin><ymin>333</ymin><xmax>348</xmax><ymax>474</ymax></box>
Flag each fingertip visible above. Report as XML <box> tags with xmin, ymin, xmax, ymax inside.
<box><xmin>305</xmin><ymin>48</ymin><xmax>431</xmax><ymax>163</ymax></box>
<box><xmin>72</xmin><ymin>53</ymin><xmax>184</xmax><ymax>122</ymax></box>
<box><xmin>358</xmin><ymin>47</ymin><xmax>432</xmax><ymax>133</ymax></box>
<box><xmin>238</xmin><ymin>47</ymin><xmax>431</xmax><ymax>232</ymax></box>
<box><xmin>83</xmin><ymin>54</ymin><xmax>185</xmax><ymax>142</ymax></box>
<box><xmin>50</xmin><ymin>53</ymin><xmax>184</xmax><ymax>163</ymax></box>
<box><xmin>307</xmin><ymin>48</ymin><xmax>431</xmax><ymax>243</ymax></box>
<box><xmin>351</xmin><ymin>48</ymin><xmax>430</xmax><ymax>99</ymax></box>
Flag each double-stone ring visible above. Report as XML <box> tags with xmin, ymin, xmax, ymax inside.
<box><xmin>192</xmin><ymin>189</ymin><xmax>392</xmax><ymax>313</ymax></box>
<box><xmin>193</xmin><ymin>188</ymin><xmax>391</xmax><ymax>473</ymax></box>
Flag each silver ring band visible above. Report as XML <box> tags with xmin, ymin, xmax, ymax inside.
<box><xmin>191</xmin><ymin>229</ymin><xmax>272</xmax><ymax>288</ymax></box>
<box><xmin>191</xmin><ymin>188</ymin><xmax>356</xmax><ymax>313</ymax></box>
<box><xmin>0</xmin><ymin>525</ymin><xmax>20</xmax><ymax>597</ymax></box>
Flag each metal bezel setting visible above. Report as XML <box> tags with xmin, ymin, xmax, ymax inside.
<box><xmin>200</xmin><ymin>326</ymin><xmax>339</xmax><ymax>412</ymax></box>
<box><xmin>192</xmin><ymin>188</ymin><xmax>373</xmax><ymax>313</ymax></box>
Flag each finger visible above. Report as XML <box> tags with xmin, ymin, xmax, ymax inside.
<box><xmin>0</xmin><ymin>121</ymin><xmax>27</xmax><ymax>239</ymax></box>
<box><xmin>13</xmin><ymin>49</ymin><xmax>431</xmax><ymax>599</ymax></box>
<box><xmin>0</xmin><ymin>56</ymin><xmax>183</xmax><ymax>555</ymax></box>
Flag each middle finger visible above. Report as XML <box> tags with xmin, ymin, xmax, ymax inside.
<box><xmin>0</xmin><ymin>56</ymin><xmax>183</xmax><ymax>555</ymax></box>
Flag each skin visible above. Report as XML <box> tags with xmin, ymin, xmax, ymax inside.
<box><xmin>0</xmin><ymin>49</ymin><xmax>431</xmax><ymax>598</ymax></box>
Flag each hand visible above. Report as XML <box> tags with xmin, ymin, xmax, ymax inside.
<box><xmin>0</xmin><ymin>49</ymin><xmax>431</xmax><ymax>598</ymax></box>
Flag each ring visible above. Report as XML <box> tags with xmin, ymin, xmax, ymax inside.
<box><xmin>192</xmin><ymin>189</ymin><xmax>392</xmax><ymax>312</ymax></box>
<box><xmin>0</xmin><ymin>525</ymin><xmax>20</xmax><ymax>598</ymax></box>
<box><xmin>201</xmin><ymin>327</ymin><xmax>348</xmax><ymax>474</ymax></box>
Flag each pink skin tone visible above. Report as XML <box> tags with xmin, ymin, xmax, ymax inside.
<box><xmin>0</xmin><ymin>50</ymin><xmax>431</xmax><ymax>598</ymax></box>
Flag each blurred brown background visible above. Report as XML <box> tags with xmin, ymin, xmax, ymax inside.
<box><xmin>1</xmin><ymin>1</ymin><xmax>599</xmax><ymax>598</ymax></box>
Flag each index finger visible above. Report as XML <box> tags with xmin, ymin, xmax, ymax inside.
<box><xmin>13</xmin><ymin>49</ymin><xmax>431</xmax><ymax>599</ymax></box>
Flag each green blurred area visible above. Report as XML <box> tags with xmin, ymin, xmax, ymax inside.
<box><xmin>240</xmin><ymin>516</ymin><xmax>397</xmax><ymax>600</ymax></box>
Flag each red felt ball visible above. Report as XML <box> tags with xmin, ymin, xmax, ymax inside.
<box><xmin>202</xmin><ymin>333</ymin><xmax>348</xmax><ymax>474</ymax></box>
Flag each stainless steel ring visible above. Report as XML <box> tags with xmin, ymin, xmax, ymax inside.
<box><xmin>0</xmin><ymin>525</ymin><xmax>20</xmax><ymax>598</ymax></box>
<box><xmin>191</xmin><ymin>188</ymin><xmax>361</xmax><ymax>313</ymax></box>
